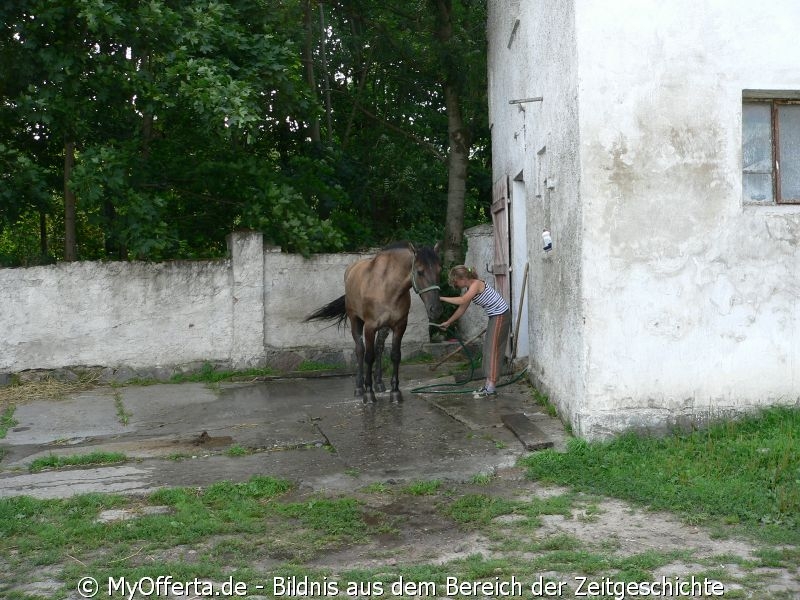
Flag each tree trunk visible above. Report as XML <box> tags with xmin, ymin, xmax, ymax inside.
<box><xmin>442</xmin><ymin>82</ymin><xmax>469</xmax><ymax>267</ymax></box>
<box><xmin>303</xmin><ymin>0</ymin><xmax>321</xmax><ymax>144</ymax></box>
<box><xmin>39</xmin><ymin>210</ymin><xmax>48</xmax><ymax>259</ymax></box>
<box><xmin>319</xmin><ymin>4</ymin><xmax>333</xmax><ymax>145</ymax></box>
<box><xmin>64</xmin><ymin>140</ymin><xmax>77</xmax><ymax>261</ymax></box>
<box><xmin>435</xmin><ymin>0</ymin><xmax>469</xmax><ymax>267</ymax></box>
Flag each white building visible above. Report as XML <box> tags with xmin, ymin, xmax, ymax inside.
<box><xmin>487</xmin><ymin>0</ymin><xmax>800</xmax><ymax>438</ymax></box>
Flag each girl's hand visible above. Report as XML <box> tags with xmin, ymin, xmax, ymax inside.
<box><xmin>433</xmin><ymin>322</ymin><xmax>450</xmax><ymax>329</ymax></box>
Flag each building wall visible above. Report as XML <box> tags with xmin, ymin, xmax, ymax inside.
<box><xmin>0</xmin><ymin>233</ymin><xmax>431</xmax><ymax>377</ymax></box>
<box><xmin>576</xmin><ymin>0</ymin><xmax>800</xmax><ymax>437</ymax></box>
<box><xmin>489</xmin><ymin>0</ymin><xmax>800</xmax><ymax>438</ymax></box>
<box><xmin>488</xmin><ymin>0</ymin><xmax>586</xmax><ymax>423</ymax></box>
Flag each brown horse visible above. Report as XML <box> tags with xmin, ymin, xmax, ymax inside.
<box><xmin>305</xmin><ymin>242</ymin><xmax>442</xmax><ymax>402</ymax></box>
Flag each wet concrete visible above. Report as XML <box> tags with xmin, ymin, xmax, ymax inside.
<box><xmin>0</xmin><ymin>365</ymin><xmax>568</xmax><ymax>499</ymax></box>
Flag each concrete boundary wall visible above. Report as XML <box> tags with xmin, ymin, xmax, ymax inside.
<box><xmin>0</xmin><ymin>232</ymin><xmax>435</xmax><ymax>378</ymax></box>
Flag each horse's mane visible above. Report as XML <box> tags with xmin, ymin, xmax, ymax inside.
<box><xmin>381</xmin><ymin>241</ymin><xmax>415</xmax><ymax>252</ymax></box>
<box><xmin>381</xmin><ymin>241</ymin><xmax>438</xmax><ymax>265</ymax></box>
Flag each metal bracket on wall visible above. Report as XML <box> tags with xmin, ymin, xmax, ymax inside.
<box><xmin>509</xmin><ymin>97</ymin><xmax>543</xmax><ymax>105</ymax></box>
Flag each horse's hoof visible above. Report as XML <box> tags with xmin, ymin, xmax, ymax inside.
<box><xmin>363</xmin><ymin>391</ymin><xmax>377</xmax><ymax>403</ymax></box>
<box><xmin>374</xmin><ymin>382</ymin><xmax>386</xmax><ymax>393</ymax></box>
<box><xmin>390</xmin><ymin>390</ymin><xmax>404</xmax><ymax>402</ymax></box>
<box><xmin>355</xmin><ymin>388</ymin><xmax>364</xmax><ymax>397</ymax></box>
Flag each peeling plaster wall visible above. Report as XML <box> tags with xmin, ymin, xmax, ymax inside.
<box><xmin>488</xmin><ymin>0</ymin><xmax>585</xmax><ymax>423</ymax></box>
<box><xmin>489</xmin><ymin>0</ymin><xmax>800</xmax><ymax>438</ymax></box>
<box><xmin>576</xmin><ymin>0</ymin><xmax>800</xmax><ymax>437</ymax></box>
<box><xmin>1</xmin><ymin>234</ymin><xmax>432</xmax><ymax>375</ymax></box>
<box><xmin>0</xmin><ymin>259</ymin><xmax>233</xmax><ymax>371</ymax></box>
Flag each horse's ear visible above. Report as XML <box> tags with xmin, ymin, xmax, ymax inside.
<box><xmin>433</xmin><ymin>241</ymin><xmax>442</xmax><ymax>255</ymax></box>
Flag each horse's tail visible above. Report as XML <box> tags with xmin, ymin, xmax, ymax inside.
<box><xmin>304</xmin><ymin>294</ymin><xmax>348</xmax><ymax>328</ymax></box>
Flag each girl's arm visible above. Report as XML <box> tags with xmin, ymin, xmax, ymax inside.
<box><xmin>440</xmin><ymin>302</ymin><xmax>469</xmax><ymax>328</ymax></box>
<box><xmin>438</xmin><ymin>280</ymin><xmax>482</xmax><ymax>328</ymax></box>
<box><xmin>440</xmin><ymin>279</ymin><xmax>482</xmax><ymax>305</ymax></box>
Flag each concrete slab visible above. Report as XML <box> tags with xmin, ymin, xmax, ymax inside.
<box><xmin>0</xmin><ymin>365</ymin><xmax>569</xmax><ymax>499</ymax></box>
<box><xmin>501</xmin><ymin>413</ymin><xmax>556</xmax><ymax>451</ymax></box>
<box><xmin>3</xmin><ymin>389</ymin><xmax>128</xmax><ymax>447</ymax></box>
<box><xmin>430</xmin><ymin>386</ymin><xmax>535</xmax><ymax>430</ymax></box>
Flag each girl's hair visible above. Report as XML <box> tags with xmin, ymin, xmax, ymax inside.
<box><xmin>448</xmin><ymin>265</ymin><xmax>478</xmax><ymax>286</ymax></box>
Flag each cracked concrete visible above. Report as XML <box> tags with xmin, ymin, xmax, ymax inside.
<box><xmin>0</xmin><ymin>365</ymin><xmax>567</xmax><ymax>499</ymax></box>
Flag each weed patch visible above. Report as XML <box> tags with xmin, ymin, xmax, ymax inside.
<box><xmin>169</xmin><ymin>363</ymin><xmax>277</xmax><ymax>384</ymax></box>
<box><xmin>444</xmin><ymin>492</ymin><xmax>574</xmax><ymax>526</ymax></box>
<box><xmin>402</xmin><ymin>480</ymin><xmax>441</xmax><ymax>496</ymax></box>
<box><xmin>275</xmin><ymin>498</ymin><xmax>369</xmax><ymax>540</ymax></box>
<box><xmin>295</xmin><ymin>361</ymin><xmax>340</xmax><ymax>372</ymax></box>
<box><xmin>224</xmin><ymin>444</ymin><xmax>249</xmax><ymax>457</ymax></box>
<box><xmin>29</xmin><ymin>451</ymin><xmax>128</xmax><ymax>473</ymax></box>
<box><xmin>0</xmin><ymin>403</ymin><xmax>17</xmax><ymax>438</ymax></box>
<box><xmin>521</xmin><ymin>407</ymin><xmax>800</xmax><ymax>543</ymax></box>
<box><xmin>113</xmin><ymin>390</ymin><xmax>131</xmax><ymax>425</ymax></box>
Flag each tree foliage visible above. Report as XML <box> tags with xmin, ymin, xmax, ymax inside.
<box><xmin>0</xmin><ymin>0</ymin><xmax>489</xmax><ymax>265</ymax></box>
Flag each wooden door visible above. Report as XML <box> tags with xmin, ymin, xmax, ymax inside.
<box><xmin>491</xmin><ymin>176</ymin><xmax>510</xmax><ymax>302</ymax></box>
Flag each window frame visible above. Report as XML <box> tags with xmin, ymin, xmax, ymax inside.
<box><xmin>742</xmin><ymin>96</ymin><xmax>800</xmax><ymax>206</ymax></box>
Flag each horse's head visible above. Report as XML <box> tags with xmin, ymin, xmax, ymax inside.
<box><xmin>412</xmin><ymin>244</ymin><xmax>443</xmax><ymax>320</ymax></box>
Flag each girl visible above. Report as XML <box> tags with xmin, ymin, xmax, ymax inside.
<box><xmin>437</xmin><ymin>265</ymin><xmax>510</xmax><ymax>397</ymax></box>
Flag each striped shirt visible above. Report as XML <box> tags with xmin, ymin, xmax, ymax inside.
<box><xmin>471</xmin><ymin>282</ymin><xmax>509</xmax><ymax>316</ymax></box>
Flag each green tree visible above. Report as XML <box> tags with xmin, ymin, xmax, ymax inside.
<box><xmin>1</xmin><ymin>0</ymin><xmax>346</xmax><ymax>261</ymax></box>
<box><xmin>318</xmin><ymin>0</ymin><xmax>489</xmax><ymax>262</ymax></box>
<box><xmin>0</xmin><ymin>0</ymin><xmax>490</xmax><ymax>264</ymax></box>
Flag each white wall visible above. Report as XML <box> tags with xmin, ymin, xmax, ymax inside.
<box><xmin>488</xmin><ymin>0</ymin><xmax>585</xmax><ymax>422</ymax></box>
<box><xmin>0</xmin><ymin>259</ymin><xmax>233</xmax><ymax>371</ymax></box>
<box><xmin>576</xmin><ymin>0</ymin><xmax>800</xmax><ymax>437</ymax></box>
<box><xmin>489</xmin><ymin>0</ymin><xmax>800</xmax><ymax>438</ymax></box>
<box><xmin>0</xmin><ymin>233</ymin><xmax>433</xmax><ymax>376</ymax></box>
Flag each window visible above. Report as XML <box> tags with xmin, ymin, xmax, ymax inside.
<box><xmin>743</xmin><ymin>98</ymin><xmax>800</xmax><ymax>204</ymax></box>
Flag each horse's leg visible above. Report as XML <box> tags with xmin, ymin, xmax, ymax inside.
<box><xmin>373</xmin><ymin>326</ymin><xmax>389</xmax><ymax>393</ymax></box>
<box><xmin>350</xmin><ymin>317</ymin><xmax>365</xmax><ymax>396</ymax></box>
<box><xmin>389</xmin><ymin>318</ymin><xmax>408</xmax><ymax>402</ymax></box>
<box><xmin>362</xmin><ymin>323</ymin><xmax>378</xmax><ymax>403</ymax></box>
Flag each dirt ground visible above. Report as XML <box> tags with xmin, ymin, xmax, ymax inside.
<box><xmin>298</xmin><ymin>468</ymin><xmax>799</xmax><ymax>599</ymax></box>
<box><xmin>2</xmin><ymin>369</ymin><xmax>799</xmax><ymax>598</ymax></box>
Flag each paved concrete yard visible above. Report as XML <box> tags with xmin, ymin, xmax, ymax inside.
<box><xmin>0</xmin><ymin>365</ymin><xmax>568</xmax><ymax>499</ymax></box>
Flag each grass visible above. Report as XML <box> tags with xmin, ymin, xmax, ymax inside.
<box><xmin>444</xmin><ymin>492</ymin><xmax>574</xmax><ymax>526</ymax></box>
<box><xmin>113</xmin><ymin>390</ymin><xmax>131</xmax><ymax>425</ymax></box>
<box><xmin>0</xmin><ymin>458</ymin><xmax>797</xmax><ymax>598</ymax></box>
<box><xmin>295</xmin><ymin>360</ymin><xmax>341</xmax><ymax>372</ymax></box>
<box><xmin>531</xmin><ymin>388</ymin><xmax>559</xmax><ymax>419</ymax></box>
<box><xmin>0</xmin><ymin>372</ymin><xmax>99</xmax><ymax>405</ymax></box>
<box><xmin>0</xmin><ymin>475</ymin><xmax>391</xmax><ymax>590</ymax></box>
<box><xmin>169</xmin><ymin>363</ymin><xmax>277</xmax><ymax>384</ymax></box>
<box><xmin>521</xmin><ymin>406</ymin><xmax>800</xmax><ymax>543</ymax></box>
<box><xmin>225</xmin><ymin>444</ymin><xmax>249</xmax><ymax>457</ymax></box>
<box><xmin>0</xmin><ymin>477</ymin><xmax>291</xmax><ymax>550</ymax></box>
<box><xmin>275</xmin><ymin>498</ymin><xmax>372</xmax><ymax>539</ymax></box>
<box><xmin>0</xmin><ymin>403</ymin><xmax>17</xmax><ymax>438</ymax></box>
<box><xmin>28</xmin><ymin>451</ymin><xmax>128</xmax><ymax>473</ymax></box>
<box><xmin>402</xmin><ymin>480</ymin><xmax>441</xmax><ymax>495</ymax></box>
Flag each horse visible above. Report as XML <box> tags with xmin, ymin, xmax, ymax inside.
<box><xmin>304</xmin><ymin>242</ymin><xmax>442</xmax><ymax>402</ymax></box>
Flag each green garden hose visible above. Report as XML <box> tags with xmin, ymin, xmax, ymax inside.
<box><xmin>411</xmin><ymin>327</ymin><xmax>529</xmax><ymax>394</ymax></box>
